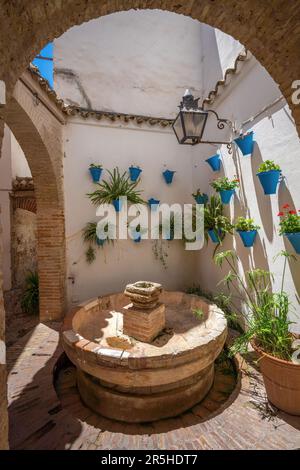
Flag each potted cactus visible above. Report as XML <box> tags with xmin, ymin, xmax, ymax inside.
<box><xmin>89</xmin><ymin>163</ymin><xmax>103</xmax><ymax>183</ymax></box>
<box><xmin>129</xmin><ymin>165</ymin><xmax>142</xmax><ymax>182</ymax></box>
<box><xmin>210</xmin><ymin>176</ymin><xmax>239</xmax><ymax>204</ymax></box>
<box><xmin>205</xmin><ymin>154</ymin><xmax>221</xmax><ymax>172</ymax></box>
<box><xmin>235</xmin><ymin>217</ymin><xmax>260</xmax><ymax>247</ymax></box>
<box><xmin>234</xmin><ymin>131</ymin><xmax>254</xmax><ymax>156</ymax></box>
<box><xmin>257</xmin><ymin>160</ymin><xmax>281</xmax><ymax>195</ymax></box>
<box><xmin>163</xmin><ymin>169</ymin><xmax>175</xmax><ymax>184</ymax></box>
<box><xmin>192</xmin><ymin>189</ymin><xmax>208</xmax><ymax>205</ymax></box>
<box><xmin>278</xmin><ymin>205</ymin><xmax>300</xmax><ymax>254</ymax></box>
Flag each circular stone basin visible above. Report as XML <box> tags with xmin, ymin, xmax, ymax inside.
<box><xmin>61</xmin><ymin>291</ymin><xmax>227</xmax><ymax>423</ymax></box>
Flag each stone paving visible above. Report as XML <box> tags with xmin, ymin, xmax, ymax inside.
<box><xmin>7</xmin><ymin>322</ymin><xmax>300</xmax><ymax>450</ymax></box>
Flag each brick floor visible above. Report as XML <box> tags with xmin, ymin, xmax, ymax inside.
<box><xmin>7</xmin><ymin>322</ymin><xmax>300</xmax><ymax>450</ymax></box>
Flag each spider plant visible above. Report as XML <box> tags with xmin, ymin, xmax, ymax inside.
<box><xmin>87</xmin><ymin>167</ymin><xmax>145</xmax><ymax>205</ymax></box>
<box><xmin>82</xmin><ymin>221</ymin><xmax>114</xmax><ymax>263</ymax></box>
<box><xmin>21</xmin><ymin>270</ymin><xmax>39</xmax><ymax>315</ymax></box>
<box><xmin>204</xmin><ymin>195</ymin><xmax>233</xmax><ymax>250</ymax></box>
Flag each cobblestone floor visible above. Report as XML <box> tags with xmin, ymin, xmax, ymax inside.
<box><xmin>7</xmin><ymin>322</ymin><xmax>300</xmax><ymax>450</ymax></box>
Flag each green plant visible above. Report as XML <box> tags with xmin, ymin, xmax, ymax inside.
<box><xmin>89</xmin><ymin>163</ymin><xmax>102</xmax><ymax>169</ymax></box>
<box><xmin>87</xmin><ymin>167</ymin><xmax>145</xmax><ymax>205</ymax></box>
<box><xmin>82</xmin><ymin>221</ymin><xmax>114</xmax><ymax>263</ymax></box>
<box><xmin>192</xmin><ymin>307</ymin><xmax>204</xmax><ymax>320</ymax></box>
<box><xmin>210</xmin><ymin>176</ymin><xmax>239</xmax><ymax>192</ymax></box>
<box><xmin>204</xmin><ymin>195</ymin><xmax>233</xmax><ymax>249</ymax></box>
<box><xmin>21</xmin><ymin>270</ymin><xmax>39</xmax><ymax>315</ymax></box>
<box><xmin>257</xmin><ymin>160</ymin><xmax>280</xmax><ymax>173</ymax></box>
<box><xmin>235</xmin><ymin>216</ymin><xmax>260</xmax><ymax>231</ymax></box>
<box><xmin>214</xmin><ymin>250</ymin><xmax>296</xmax><ymax>360</ymax></box>
<box><xmin>278</xmin><ymin>205</ymin><xmax>300</xmax><ymax>234</ymax></box>
<box><xmin>192</xmin><ymin>189</ymin><xmax>206</xmax><ymax>198</ymax></box>
<box><xmin>85</xmin><ymin>246</ymin><xmax>96</xmax><ymax>264</ymax></box>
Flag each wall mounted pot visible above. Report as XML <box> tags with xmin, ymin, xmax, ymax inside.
<box><xmin>219</xmin><ymin>189</ymin><xmax>235</xmax><ymax>204</ymax></box>
<box><xmin>134</xmin><ymin>235</ymin><xmax>141</xmax><ymax>243</ymax></box>
<box><xmin>148</xmin><ymin>198</ymin><xmax>160</xmax><ymax>210</ymax></box>
<box><xmin>129</xmin><ymin>166</ymin><xmax>142</xmax><ymax>182</ymax></box>
<box><xmin>112</xmin><ymin>198</ymin><xmax>122</xmax><ymax>212</ymax></box>
<box><xmin>237</xmin><ymin>230</ymin><xmax>257</xmax><ymax>247</ymax></box>
<box><xmin>234</xmin><ymin>131</ymin><xmax>254</xmax><ymax>156</ymax></box>
<box><xmin>208</xmin><ymin>229</ymin><xmax>221</xmax><ymax>243</ymax></box>
<box><xmin>284</xmin><ymin>232</ymin><xmax>300</xmax><ymax>254</ymax></box>
<box><xmin>163</xmin><ymin>169</ymin><xmax>175</xmax><ymax>184</ymax></box>
<box><xmin>89</xmin><ymin>167</ymin><xmax>103</xmax><ymax>183</ymax></box>
<box><xmin>257</xmin><ymin>170</ymin><xmax>281</xmax><ymax>195</ymax></box>
<box><xmin>194</xmin><ymin>194</ymin><xmax>208</xmax><ymax>204</ymax></box>
<box><xmin>205</xmin><ymin>154</ymin><xmax>221</xmax><ymax>172</ymax></box>
<box><xmin>96</xmin><ymin>237</ymin><xmax>105</xmax><ymax>246</ymax></box>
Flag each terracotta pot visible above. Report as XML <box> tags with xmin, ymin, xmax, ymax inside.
<box><xmin>252</xmin><ymin>342</ymin><xmax>300</xmax><ymax>415</ymax></box>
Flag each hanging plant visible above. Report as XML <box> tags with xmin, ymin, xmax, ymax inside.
<box><xmin>210</xmin><ymin>176</ymin><xmax>239</xmax><ymax>204</ymax></box>
<box><xmin>82</xmin><ymin>221</ymin><xmax>114</xmax><ymax>263</ymax></box>
<box><xmin>234</xmin><ymin>131</ymin><xmax>254</xmax><ymax>156</ymax></box>
<box><xmin>192</xmin><ymin>189</ymin><xmax>208</xmax><ymax>205</ymax></box>
<box><xmin>87</xmin><ymin>167</ymin><xmax>145</xmax><ymax>212</ymax></box>
<box><xmin>205</xmin><ymin>154</ymin><xmax>221</xmax><ymax>172</ymax></box>
<box><xmin>278</xmin><ymin>205</ymin><xmax>300</xmax><ymax>254</ymax></box>
<box><xmin>89</xmin><ymin>163</ymin><xmax>103</xmax><ymax>183</ymax></box>
<box><xmin>163</xmin><ymin>169</ymin><xmax>175</xmax><ymax>184</ymax></box>
<box><xmin>235</xmin><ymin>217</ymin><xmax>260</xmax><ymax>247</ymax></box>
<box><xmin>204</xmin><ymin>195</ymin><xmax>233</xmax><ymax>252</ymax></box>
<box><xmin>129</xmin><ymin>165</ymin><xmax>142</xmax><ymax>182</ymax></box>
<box><xmin>257</xmin><ymin>160</ymin><xmax>281</xmax><ymax>195</ymax></box>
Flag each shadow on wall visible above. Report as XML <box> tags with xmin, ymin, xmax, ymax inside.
<box><xmin>251</xmin><ymin>143</ymin><xmax>274</xmax><ymax>243</ymax></box>
<box><xmin>278</xmin><ymin>179</ymin><xmax>300</xmax><ymax>302</ymax></box>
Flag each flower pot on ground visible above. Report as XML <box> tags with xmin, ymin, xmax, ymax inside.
<box><xmin>163</xmin><ymin>169</ymin><xmax>175</xmax><ymax>184</ymax></box>
<box><xmin>205</xmin><ymin>154</ymin><xmax>221</xmax><ymax>172</ymax></box>
<box><xmin>192</xmin><ymin>189</ymin><xmax>208</xmax><ymax>205</ymax></box>
<box><xmin>278</xmin><ymin>206</ymin><xmax>300</xmax><ymax>254</ymax></box>
<box><xmin>234</xmin><ymin>131</ymin><xmax>254</xmax><ymax>156</ymax></box>
<box><xmin>129</xmin><ymin>165</ymin><xmax>142</xmax><ymax>182</ymax></box>
<box><xmin>235</xmin><ymin>217</ymin><xmax>260</xmax><ymax>248</ymax></box>
<box><xmin>204</xmin><ymin>195</ymin><xmax>233</xmax><ymax>251</ymax></box>
<box><xmin>257</xmin><ymin>160</ymin><xmax>281</xmax><ymax>195</ymax></box>
<box><xmin>89</xmin><ymin>164</ymin><xmax>103</xmax><ymax>183</ymax></box>
<box><xmin>215</xmin><ymin>249</ymin><xmax>300</xmax><ymax>415</ymax></box>
<box><xmin>148</xmin><ymin>198</ymin><xmax>160</xmax><ymax>210</ymax></box>
<box><xmin>210</xmin><ymin>176</ymin><xmax>239</xmax><ymax>205</ymax></box>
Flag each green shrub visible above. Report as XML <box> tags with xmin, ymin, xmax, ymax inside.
<box><xmin>21</xmin><ymin>271</ymin><xmax>39</xmax><ymax>315</ymax></box>
<box><xmin>210</xmin><ymin>176</ymin><xmax>239</xmax><ymax>192</ymax></box>
<box><xmin>235</xmin><ymin>216</ymin><xmax>260</xmax><ymax>231</ymax></box>
<box><xmin>257</xmin><ymin>160</ymin><xmax>280</xmax><ymax>173</ymax></box>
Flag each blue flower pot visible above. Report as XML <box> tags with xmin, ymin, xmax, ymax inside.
<box><xmin>234</xmin><ymin>132</ymin><xmax>254</xmax><ymax>156</ymax></box>
<box><xmin>257</xmin><ymin>170</ymin><xmax>281</xmax><ymax>195</ymax></box>
<box><xmin>163</xmin><ymin>170</ymin><xmax>175</xmax><ymax>184</ymax></box>
<box><xmin>134</xmin><ymin>235</ymin><xmax>141</xmax><ymax>243</ymax></box>
<box><xmin>112</xmin><ymin>199</ymin><xmax>122</xmax><ymax>212</ymax></box>
<box><xmin>96</xmin><ymin>237</ymin><xmax>105</xmax><ymax>246</ymax></box>
<box><xmin>208</xmin><ymin>229</ymin><xmax>222</xmax><ymax>243</ymax></box>
<box><xmin>205</xmin><ymin>154</ymin><xmax>221</xmax><ymax>172</ymax></box>
<box><xmin>89</xmin><ymin>166</ymin><xmax>102</xmax><ymax>183</ymax></box>
<box><xmin>219</xmin><ymin>189</ymin><xmax>235</xmax><ymax>204</ymax></box>
<box><xmin>148</xmin><ymin>198</ymin><xmax>160</xmax><ymax>210</ymax></box>
<box><xmin>166</xmin><ymin>234</ymin><xmax>174</xmax><ymax>241</ymax></box>
<box><xmin>194</xmin><ymin>194</ymin><xmax>208</xmax><ymax>204</ymax></box>
<box><xmin>237</xmin><ymin>230</ymin><xmax>257</xmax><ymax>247</ymax></box>
<box><xmin>284</xmin><ymin>232</ymin><xmax>300</xmax><ymax>254</ymax></box>
<box><xmin>129</xmin><ymin>166</ymin><xmax>142</xmax><ymax>182</ymax></box>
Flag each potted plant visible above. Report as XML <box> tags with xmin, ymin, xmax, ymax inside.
<box><xmin>257</xmin><ymin>160</ymin><xmax>281</xmax><ymax>195</ymax></box>
<box><xmin>192</xmin><ymin>189</ymin><xmax>208</xmax><ymax>205</ymax></box>
<box><xmin>205</xmin><ymin>154</ymin><xmax>221</xmax><ymax>172</ymax></box>
<box><xmin>130</xmin><ymin>223</ymin><xmax>147</xmax><ymax>243</ymax></box>
<box><xmin>278</xmin><ymin>204</ymin><xmax>300</xmax><ymax>254</ymax></box>
<box><xmin>129</xmin><ymin>165</ymin><xmax>142</xmax><ymax>182</ymax></box>
<box><xmin>89</xmin><ymin>163</ymin><xmax>103</xmax><ymax>183</ymax></box>
<box><xmin>82</xmin><ymin>221</ymin><xmax>114</xmax><ymax>263</ymax></box>
<box><xmin>210</xmin><ymin>176</ymin><xmax>239</xmax><ymax>204</ymax></box>
<box><xmin>234</xmin><ymin>131</ymin><xmax>254</xmax><ymax>156</ymax></box>
<box><xmin>148</xmin><ymin>198</ymin><xmax>160</xmax><ymax>210</ymax></box>
<box><xmin>215</xmin><ymin>250</ymin><xmax>300</xmax><ymax>415</ymax></box>
<box><xmin>163</xmin><ymin>169</ymin><xmax>175</xmax><ymax>184</ymax></box>
<box><xmin>87</xmin><ymin>167</ymin><xmax>145</xmax><ymax>212</ymax></box>
<box><xmin>235</xmin><ymin>216</ymin><xmax>260</xmax><ymax>247</ymax></box>
<box><xmin>204</xmin><ymin>195</ymin><xmax>233</xmax><ymax>248</ymax></box>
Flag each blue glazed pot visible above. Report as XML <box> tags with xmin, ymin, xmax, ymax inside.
<box><xmin>234</xmin><ymin>132</ymin><xmax>254</xmax><ymax>156</ymax></box>
<box><xmin>112</xmin><ymin>198</ymin><xmax>122</xmax><ymax>212</ymax></box>
<box><xmin>163</xmin><ymin>169</ymin><xmax>175</xmax><ymax>184</ymax></box>
<box><xmin>219</xmin><ymin>189</ymin><xmax>235</xmax><ymax>204</ymax></box>
<box><xmin>205</xmin><ymin>154</ymin><xmax>221</xmax><ymax>172</ymax></box>
<box><xmin>134</xmin><ymin>235</ymin><xmax>141</xmax><ymax>243</ymax></box>
<box><xmin>89</xmin><ymin>166</ymin><xmax>102</xmax><ymax>183</ymax></box>
<box><xmin>148</xmin><ymin>198</ymin><xmax>160</xmax><ymax>210</ymax></box>
<box><xmin>284</xmin><ymin>232</ymin><xmax>300</xmax><ymax>254</ymax></box>
<box><xmin>129</xmin><ymin>166</ymin><xmax>142</xmax><ymax>182</ymax></box>
<box><xmin>194</xmin><ymin>193</ymin><xmax>208</xmax><ymax>204</ymax></box>
<box><xmin>208</xmin><ymin>229</ymin><xmax>222</xmax><ymax>243</ymax></box>
<box><xmin>96</xmin><ymin>237</ymin><xmax>105</xmax><ymax>246</ymax></box>
<box><xmin>257</xmin><ymin>170</ymin><xmax>281</xmax><ymax>195</ymax></box>
<box><xmin>237</xmin><ymin>230</ymin><xmax>257</xmax><ymax>247</ymax></box>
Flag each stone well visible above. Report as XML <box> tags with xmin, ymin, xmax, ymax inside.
<box><xmin>61</xmin><ymin>291</ymin><xmax>227</xmax><ymax>423</ymax></box>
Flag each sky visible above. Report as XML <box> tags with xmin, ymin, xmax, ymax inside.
<box><xmin>32</xmin><ymin>43</ymin><xmax>54</xmax><ymax>87</ymax></box>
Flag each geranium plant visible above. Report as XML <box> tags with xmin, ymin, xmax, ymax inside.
<box><xmin>257</xmin><ymin>160</ymin><xmax>280</xmax><ymax>173</ymax></box>
<box><xmin>278</xmin><ymin>205</ymin><xmax>300</xmax><ymax>234</ymax></box>
<box><xmin>235</xmin><ymin>217</ymin><xmax>260</xmax><ymax>232</ymax></box>
<box><xmin>89</xmin><ymin>163</ymin><xmax>102</xmax><ymax>169</ymax></box>
<box><xmin>210</xmin><ymin>176</ymin><xmax>239</xmax><ymax>192</ymax></box>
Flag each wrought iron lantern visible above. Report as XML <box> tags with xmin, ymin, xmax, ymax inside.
<box><xmin>172</xmin><ymin>89</ymin><xmax>233</xmax><ymax>149</ymax></box>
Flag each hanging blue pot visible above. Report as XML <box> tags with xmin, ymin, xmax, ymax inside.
<box><xmin>208</xmin><ymin>229</ymin><xmax>222</xmax><ymax>243</ymax></box>
<box><xmin>234</xmin><ymin>131</ymin><xmax>254</xmax><ymax>156</ymax></box>
<box><xmin>89</xmin><ymin>166</ymin><xmax>103</xmax><ymax>183</ymax></box>
<box><xmin>96</xmin><ymin>237</ymin><xmax>105</xmax><ymax>246</ymax></box>
<box><xmin>134</xmin><ymin>235</ymin><xmax>141</xmax><ymax>243</ymax></box>
<box><xmin>205</xmin><ymin>154</ymin><xmax>221</xmax><ymax>172</ymax></box>
<box><xmin>194</xmin><ymin>193</ymin><xmax>208</xmax><ymax>204</ymax></box>
<box><xmin>112</xmin><ymin>198</ymin><xmax>122</xmax><ymax>212</ymax></box>
<box><xmin>237</xmin><ymin>230</ymin><xmax>257</xmax><ymax>247</ymax></box>
<box><xmin>148</xmin><ymin>198</ymin><xmax>160</xmax><ymax>210</ymax></box>
<box><xmin>257</xmin><ymin>170</ymin><xmax>281</xmax><ymax>195</ymax></box>
<box><xmin>129</xmin><ymin>166</ymin><xmax>142</xmax><ymax>182</ymax></box>
<box><xmin>284</xmin><ymin>232</ymin><xmax>300</xmax><ymax>254</ymax></box>
<box><xmin>219</xmin><ymin>189</ymin><xmax>235</xmax><ymax>204</ymax></box>
<box><xmin>166</xmin><ymin>234</ymin><xmax>174</xmax><ymax>241</ymax></box>
<box><xmin>163</xmin><ymin>169</ymin><xmax>175</xmax><ymax>184</ymax></box>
